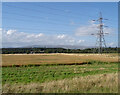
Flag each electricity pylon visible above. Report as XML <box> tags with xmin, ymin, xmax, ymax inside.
<box><xmin>91</xmin><ymin>12</ymin><xmax>109</xmax><ymax>54</ymax></box>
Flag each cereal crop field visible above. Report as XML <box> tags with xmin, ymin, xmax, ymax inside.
<box><xmin>2</xmin><ymin>53</ymin><xmax>118</xmax><ymax>66</ymax></box>
<box><xmin>2</xmin><ymin>53</ymin><xmax>119</xmax><ymax>93</ymax></box>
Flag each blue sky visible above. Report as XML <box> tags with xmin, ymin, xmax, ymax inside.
<box><xmin>2</xmin><ymin>2</ymin><xmax>118</xmax><ymax>48</ymax></box>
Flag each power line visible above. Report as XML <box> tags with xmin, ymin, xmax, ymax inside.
<box><xmin>2</xmin><ymin>26</ymin><xmax>74</xmax><ymax>34</ymax></box>
<box><xmin>4</xmin><ymin>4</ymin><xmax>95</xmax><ymax>20</ymax></box>
<box><xmin>2</xmin><ymin>26</ymin><xmax>117</xmax><ymax>36</ymax></box>
<box><xmin>3</xmin><ymin>11</ymin><xmax>83</xmax><ymax>26</ymax></box>
<box><xmin>28</xmin><ymin>3</ymin><xmax>98</xmax><ymax>18</ymax></box>
<box><xmin>3</xmin><ymin>4</ymin><xmax>117</xmax><ymax>28</ymax></box>
<box><xmin>3</xmin><ymin>4</ymin><xmax>117</xmax><ymax>38</ymax></box>
<box><xmin>2</xmin><ymin>27</ymin><xmax>93</xmax><ymax>35</ymax></box>
<box><xmin>3</xmin><ymin>16</ymin><xmax>79</xmax><ymax>27</ymax></box>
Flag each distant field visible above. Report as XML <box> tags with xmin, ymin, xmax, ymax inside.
<box><xmin>2</xmin><ymin>53</ymin><xmax>118</xmax><ymax>66</ymax></box>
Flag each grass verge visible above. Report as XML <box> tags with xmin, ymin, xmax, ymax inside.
<box><xmin>2</xmin><ymin>73</ymin><xmax>118</xmax><ymax>93</ymax></box>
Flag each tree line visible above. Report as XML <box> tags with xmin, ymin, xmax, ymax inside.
<box><xmin>1</xmin><ymin>47</ymin><xmax>118</xmax><ymax>54</ymax></box>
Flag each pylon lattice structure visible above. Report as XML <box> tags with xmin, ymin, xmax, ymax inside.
<box><xmin>91</xmin><ymin>12</ymin><xmax>108</xmax><ymax>54</ymax></box>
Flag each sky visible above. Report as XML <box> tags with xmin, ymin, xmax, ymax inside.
<box><xmin>1</xmin><ymin>2</ymin><xmax>118</xmax><ymax>48</ymax></box>
<box><xmin>2</xmin><ymin>0</ymin><xmax>120</xmax><ymax>2</ymax></box>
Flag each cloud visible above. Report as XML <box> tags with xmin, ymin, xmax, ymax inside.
<box><xmin>75</xmin><ymin>21</ymin><xmax>115</xmax><ymax>36</ymax></box>
<box><xmin>78</xmin><ymin>40</ymin><xmax>85</xmax><ymax>43</ymax></box>
<box><xmin>107</xmin><ymin>42</ymin><xmax>116</xmax><ymax>47</ymax></box>
<box><xmin>2</xmin><ymin>29</ymin><xmax>85</xmax><ymax>47</ymax></box>
<box><xmin>7</xmin><ymin>29</ymin><xmax>17</xmax><ymax>35</ymax></box>
<box><xmin>75</xmin><ymin>23</ymin><xmax>98</xmax><ymax>36</ymax></box>
<box><xmin>2</xmin><ymin>29</ymin><xmax>45</xmax><ymax>47</ymax></box>
<box><xmin>57</xmin><ymin>34</ymin><xmax>66</xmax><ymax>39</ymax></box>
<box><xmin>2</xmin><ymin>21</ymin><xmax>116</xmax><ymax>48</ymax></box>
<box><xmin>26</xmin><ymin>33</ymin><xmax>43</xmax><ymax>38</ymax></box>
<box><xmin>69</xmin><ymin>39</ymin><xmax>75</xmax><ymax>43</ymax></box>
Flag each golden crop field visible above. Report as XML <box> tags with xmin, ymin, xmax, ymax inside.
<box><xmin>2</xmin><ymin>53</ymin><xmax>118</xmax><ymax>66</ymax></box>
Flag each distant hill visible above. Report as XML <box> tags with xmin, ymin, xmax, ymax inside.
<box><xmin>21</xmin><ymin>45</ymin><xmax>95</xmax><ymax>50</ymax></box>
